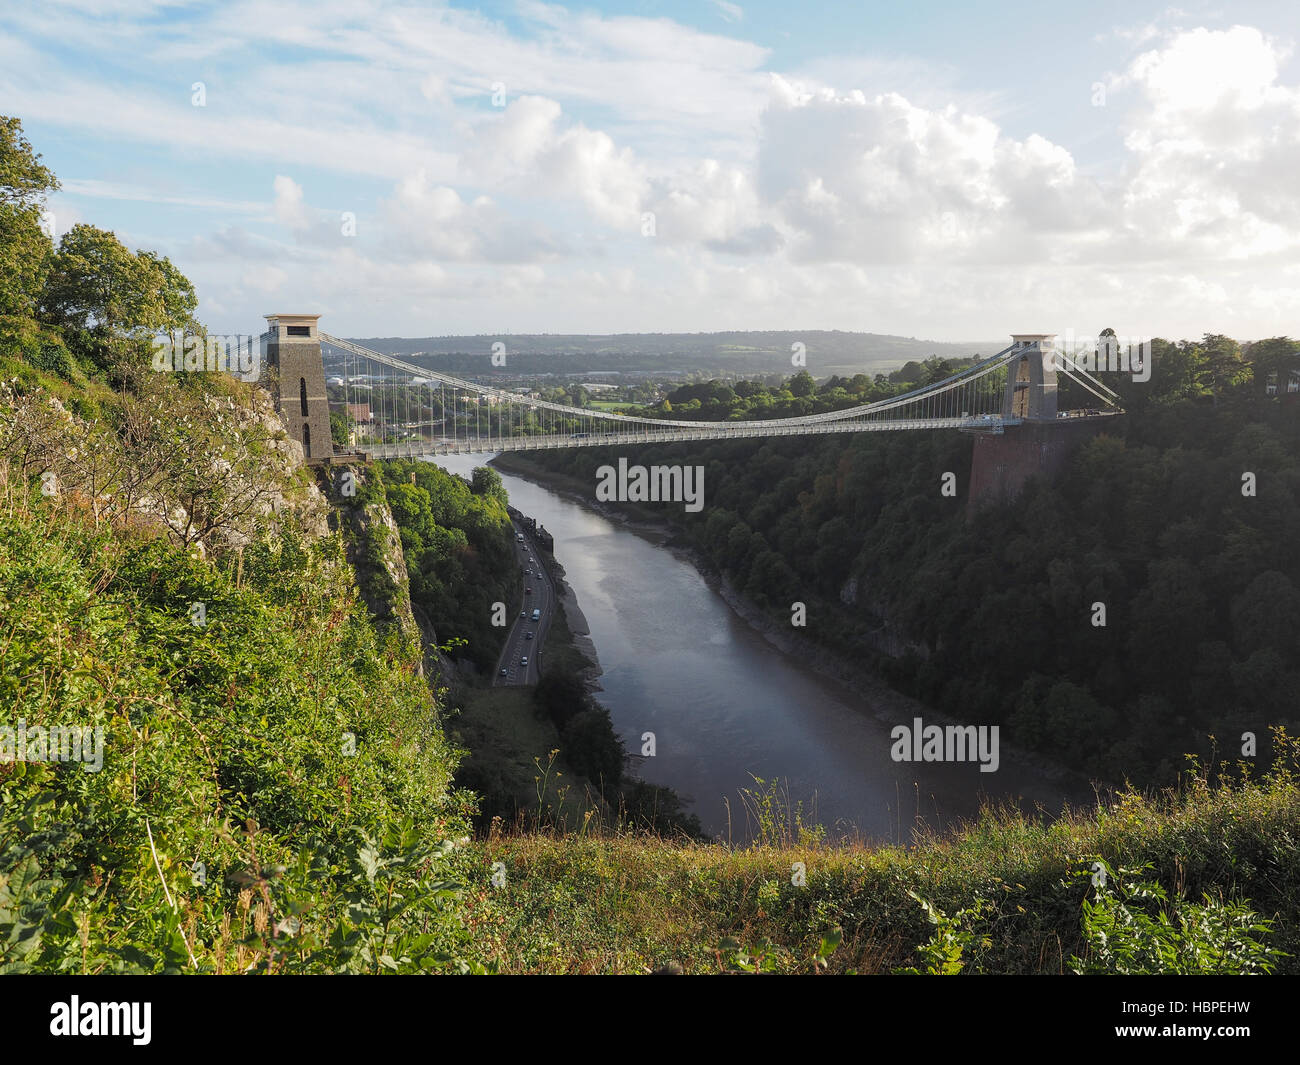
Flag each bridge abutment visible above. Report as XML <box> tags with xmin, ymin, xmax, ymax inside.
<box><xmin>968</xmin><ymin>417</ymin><xmax>1119</xmax><ymax>509</ymax></box>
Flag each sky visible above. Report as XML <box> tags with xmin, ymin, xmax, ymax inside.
<box><xmin>2</xmin><ymin>0</ymin><xmax>1299</xmax><ymax>342</ymax></box>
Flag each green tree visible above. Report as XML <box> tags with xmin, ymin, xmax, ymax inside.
<box><xmin>560</xmin><ymin>708</ymin><xmax>624</xmax><ymax>788</ymax></box>
<box><xmin>921</xmin><ymin>356</ymin><xmax>955</xmax><ymax>385</ymax></box>
<box><xmin>1245</xmin><ymin>337</ymin><xmax>1299</xmax><ymax>393</ymax></box>
<box><xmin>536</xmin><ymin>669</ymin><xmax>587</xmax><ymax>730</ymax></box>
<box><xmin>789</xmin><ymin>370</ymin><xmax>816</xmax><ymax>397</ymax></box>
<box><xmin>330</xmin><ymin>409</ymin><xmax>350</xmax><ymax>447</ymax></box>
<box><xmin>891</xmin><ymin>360</ymin><xmax>923</xmax><ymax>383</ymax></box>
<box><xmin>1197</xmin><ymin>333</ymin><xmax>1248</xmax><ymax>403</ymax></box>
<box><xmin>470</xmin><ymin>465</ymin><xmax>507</xmax><ymax>505</ymax></box>
<box><xmin>40</xmin><ymin>225</ymin><xmax>198</xmax><ymax>372</ymax></box>
<box><xmin>0</xmin><ymin>116</ymin><xmax>59</xmax><ymax>318</ymax></box>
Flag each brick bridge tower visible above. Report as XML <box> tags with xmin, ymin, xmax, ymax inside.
<box><xmin>265</xmin><ymin>313</ymin><xmax>332</xmax><ymax>464</ymax></box>
<box><xmin>968</xmin><ymin>334</ymin><xmax>1117</xmax><ymax>508</ymax></box>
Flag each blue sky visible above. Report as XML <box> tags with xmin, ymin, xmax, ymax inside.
<box><xmin>3</xmin><ymin>0</ymin><xmax>1298</xmax><ymax>342</ymax></box>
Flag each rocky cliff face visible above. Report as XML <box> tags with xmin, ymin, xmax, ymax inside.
<box><xmin>838</xmin><ymin>575</ymin><xmax>931</xmax><ymax>660</ymax></box>
<box><xmin>0</xmin><ymin>378</ymin><xmax>330</xmax><ymax>555</ymax></box>
<box><xmin>326</xmin><ymin>463</ymin><xmax>421</xmax><ymax>652</ymax></box>
<box><xmin>205</xmin><ymin>386</ymin><xmax>332</xmax><ymax>545</ymax></box>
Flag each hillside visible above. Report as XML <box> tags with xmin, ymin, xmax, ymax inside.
<box><xmin>347</xmin><ymin>330</ymin><xmax>1001</xmax><ymax>379</ymax></box>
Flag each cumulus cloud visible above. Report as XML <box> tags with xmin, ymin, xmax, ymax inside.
<box><xmin>464</xmin><ymin>95</ymin><xmax>649</xmax><ymax>229</ymax></box>
<box><xmin>1117</xmin><ymin>26</ymin><xmax>1300</xmax><ymax>259</ymax></box>
<box><xmin>645</xmin><ymin>159</ymin><xmax>778</xmax><ymax>252</ymax></box>
<box><xmin>378</xmin><ymin>169</ymin><xmax>566</xmax><ymax>262</ymax></box>
<box><xmin>752</xmin><ymin>78</ymin><xmax>1110</xmax><ymax>264</ymax></box>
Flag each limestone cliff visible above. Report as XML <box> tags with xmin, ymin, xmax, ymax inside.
<box><xmin>325</xmin><ymin>463</ymin><xmax>420</xmax><ymax>650</ymax></box>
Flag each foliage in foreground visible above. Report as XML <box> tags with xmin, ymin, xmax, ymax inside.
<box><xmin>0</xmin><ymin>480</ymin><xmax>480</xmax><ymax>973</ymax></box>
<box><xmin>468</xmin><ymin>741</ymin><xmax>1300</xmax><ymax>974</ymax></box>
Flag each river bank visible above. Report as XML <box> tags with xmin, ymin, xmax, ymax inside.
<box><xmin>491</xmin><ymin>451</ymin><xmax>1100</xmax><ymax>803</ymax></box>
<box><xmin>539</xmin><ymin>548</ymin><xmax>605</xmax><ymax>692</ymax></box>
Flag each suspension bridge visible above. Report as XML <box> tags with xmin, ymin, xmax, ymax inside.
<box><xmin>259</xmin><ymin>316</ymin><xmax>1122</xmax><ymax>465</ymax></box>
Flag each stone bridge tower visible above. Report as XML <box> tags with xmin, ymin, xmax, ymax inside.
<box><xmin>1001</xmin><ymin>333</ymin><xmax>1059</xmax><ymax>421</ymax></box>
<box><xmin>265</xmin><ymin>313</ymin><xmax>332</xmax><ymax>463</ymax></box>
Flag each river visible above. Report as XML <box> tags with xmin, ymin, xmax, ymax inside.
<box><xmin>431</xmin><ymin>453</ymin><xmax>1086</xmax><ymax>843</ymax></box>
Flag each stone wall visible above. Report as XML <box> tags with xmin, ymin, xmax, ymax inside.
<box><xmin>968</xmin><ymin>417</ymin><xmax>1122</xmax><ymax>509</ymax></box>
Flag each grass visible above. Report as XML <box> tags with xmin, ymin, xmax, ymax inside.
<box><xmin>460</xmin><ymin>749</ymin><xmax>1300</xmax><ymax>974</ymax></box>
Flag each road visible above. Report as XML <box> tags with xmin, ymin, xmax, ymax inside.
<box><xmin>491</xmin><ymin>521</ymin><xmax>555</xmax><ymax>686</ymax></box>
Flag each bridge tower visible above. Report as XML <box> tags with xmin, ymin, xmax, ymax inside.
<box><xmin>969</xmin><ymin>333</ymin><xmax>1113</xmax><ymax>508</ymax></box>
<box><xmin>1002</xmin><ymin>333</ymin><xmax>1059</xmax><ymax>421</ymax></box>
<box><xmin>265</xmin><ymin>313</ymin><xmax>332</xmax><ymax>464</ymax></box>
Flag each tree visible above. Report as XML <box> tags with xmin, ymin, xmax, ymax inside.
<box><xmin>470</xmin><ymin>465</ymin><xmax>506</xmax><ymax>505</ymax></box>
<box><xmin>1230</xmin><ymin>572</ymin><xmax>1300</xmax><ymax>658</ymax></box>
<box><xmin>40</xmin><ymin>225</ymin><xmax>198</xmax><ymax>364</ymax></box>
<box><xmin>1148</xmin><ymin>339</ymin><xmax>1205</xmax><ymax>404</ymax></box>
<box><xmin>0</xmin><ymin>116</ymin><xmax>59</xmax><ymax>318</ymax></box>
<box><xmin>1244</xmin><ymin>337</ymin><xmax>1299</xmax><ymax>392</ymax></box>
<box><xmin>789</xmin><ymin>370</ymin><xmax>816</xmax><ymax>397</ymax></box>
<box><xmin>42</xmin><ymin>225</ymin><xmax>150</xmax><ymax>333</ymax></box>
<box><xmin>922</xmin><ymin>356</ymin><xmax>955</xmax><ymax>385</ymax></box>
<box><xmin>330</xmin><ymin>410</ymin><xmax>350</xmax><ymax>447</ymax></box>
<box><xmin>560</xmin><ymin>708</ymin><xmax>624</xmax><ymax>788</ymax></box>
<box><xmin>535</xmin><ymin>670</ymin><xmax>587</xmax><ymax>729</ymax></box>
<box><xmin>0</xmin><ymin>116</ymin><xmax>58</xmax><ymax>207</ymax></box>
<box><xmin>1197</xmin><ymin>333</ymin><xmax>1248</xmax><ymax>403</ymax></box>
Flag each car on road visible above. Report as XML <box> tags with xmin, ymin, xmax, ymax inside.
<box><xmin>525</xmin><ymin>587</ymin><xmax>532</xmax><ymax>594</ymax></box>
<box><xmin>520</xmin><ymin>656</ymin><xmax>528</xmax><ymax>666</ymax></box>
<box><xmin>531</xmin><ymin>608</ymin><xmax>540</xmax><ymax>621</ymax></box>
<box><xmin>499</xmin><ymin>668</ymin><xmax>507</xmax><ymax>676</ymax></box>
<box><xmin>520</xmin><ymin>610</ymin><xmax>526</xmax><ymax>617</ymax></box>
<box><xmin>525</xmin><ymin>632</ymin><xmax>533</xmax><ymax>640</ymax></box>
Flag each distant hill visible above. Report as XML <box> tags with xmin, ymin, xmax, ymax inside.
<box><xmin>344</xmin><ymin>330</ymin><xmax>1003</xmax><ymax>378</ymax></box>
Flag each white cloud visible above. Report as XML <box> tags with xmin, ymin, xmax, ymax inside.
<box><xmin>240</xmin><ymin>264</ymin><xmax>287</xmax><ymax>292</ymax></box>
<box><xmin>709</xmin><ymin>1</ymin><xmax>744</xmax><ymax>24</ymax></box>
<box><xmin>465</xmin><ymin>96</ymin><xmax>649</xmax><ymax>229</ymax></box>
<box><xmin>59</xmin><ymin>179</ymin><xmax>267</xmax><ymax>216</ymax></box>
<box><xmin>753</xmin><ymin>79</ymin><xmax>1108</xmax><ymax>264</ymax></box>
<box><xmin>378</xmin><ymin>169</ymin><xmax>566</xmax><ymax>262</ymax></box>
<box><xmin>1117</xmin><ymin>26</ymin><xmax>1300</xmax><ymax>259</ymax></box>
<box><xmin>272</xmin><ymin>176</ymin><xmax>310</xmax><ymax>230</ymax></box>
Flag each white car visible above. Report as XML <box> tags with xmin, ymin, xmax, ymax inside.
<box><xmin>520</xmin><ymin>656</ymin><xmax>529</xmax><ymax>666</ymax></box>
